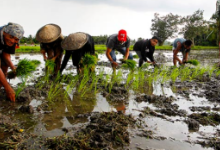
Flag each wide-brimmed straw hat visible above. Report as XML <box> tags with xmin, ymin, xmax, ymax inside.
<box><xmin>36</xmin><ymin>24</ymin><xmax>61</xmax><ymax>43</ymax></box>
<box><xmin>61</xmin><ymin>32</ymin><xmax>88</xmax><ymax>50</ymax></box>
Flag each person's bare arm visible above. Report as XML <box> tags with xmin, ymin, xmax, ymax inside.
<box><xmin>124</xmin><ymin>47</ymin><xmax>130</xmax><ymax>60</ymax></box>
<box><xmin>2</xmin><ymin>52</ymin><xmax>16</xmax><ymax>71</ymax></box>
<box><xmin>0</xmin><ymin>69</ymin><xmax>15</xmax><ymax>102</ymax></box>
<box><xmin>40</xmin><ymin>49</ymin><xmax>47</xmax><ymax>61</ymax></box>
<box><xmin>183</xmin><ymin>52</ymin><xmax>189</xmax><ymax>63</ymax></box>
<box><xmin>106</xmin><ymin>47</ymin><xmax>118</xmax><ymax>67</ymax></box>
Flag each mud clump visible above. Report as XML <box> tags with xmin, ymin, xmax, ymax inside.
<box><xmin>196</xmin><ymin>137</ymin><xmax>220</xmax><ymax>150</ymax></box>
<box><xmin>19</xmin><ymin>105</ymin><xmax>34</xmax><ymax>114</ymax></box>
<box><xmin>185</xmin><ymin>118</ymin><xmax>200</xmax><ymax>131</ymax></box>
<box><xmin>103</xmin><ymin>83</ymin><xmax>129</xmax><ymax>102</ymax></box>
<box><xmin>135</xmin><ymin>95</ymin><xmax>186</xmax><ymax>117</ymax></box>
<box><xmin>189</xmin><ymin>106</ymin><xmax>211</xmax><ymax>112</ymax></box>
<box><xmin>188</xmin><ymin>112</ymin><xmax>220</xmax><ymax>126</ymax></box>
<box><xmin>45</xmin><ymin>112</ymin><xmax>137</xmax><ymax>149</ymax></box>
<box><xmin>135</xmin><ymin>95</ymin><xmax>175</xmax><ymax>106</ymax></box>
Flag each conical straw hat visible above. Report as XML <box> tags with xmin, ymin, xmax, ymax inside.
<box><xmin>61</xmin><ymin>32</ymin><xmax>88</xmax><ymax>50</ymax></box>
<box><xmin>36</xmin><ymin>24</ymin><xmax>61</xmax><ymax>43</ymax></box>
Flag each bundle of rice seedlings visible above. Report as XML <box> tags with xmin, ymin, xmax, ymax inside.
<box><xmin>133</xmin><ymin>54</ymin><xmax>139</xmax><ymax>59</ymax></box>
<box><xmin>7</xmin><ymin>59</ymin><xmax>41</xmax><ymax>78</ymax></box>
<box><xmin>31</xmin><ymin>60</ymin><xmax>41</xmax><ymax>65</ymax></box>
<box><xmin>185</xmin><ymin>59</ymin><xmax>200</xmax><ymax>66</ymax></box>
<box><xmin>16</xmin><ymin>59</ymin><xmax>41</xmax><ymax>76</ymax></box>
<box><xmin>45</xmin><ymin>60</ymin><xmax>56</xmax><ymax>74</ymax></box>
<box><xmin>121</xmin><ymin>59</ymin><xmax>137</xmax><ymax>71</ymax></box>
<box><xmin>81</xmin><ymin>53</ymin><xmax>98</xmax><ymax>70</ymax></box>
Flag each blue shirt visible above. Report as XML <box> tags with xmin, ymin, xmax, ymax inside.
<box><xmin>173</xmin><ymin>38</ymin><xmax>190</xmax><ymax>53</ymax></box>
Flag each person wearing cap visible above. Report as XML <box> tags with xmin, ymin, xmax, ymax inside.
<box><xmin>60</xmin><ymin>32</ymin><xmax>95</xmax><ymax>74</ymax></box>
<box><xmin>172</xmin><ymin>38</ymin><xmax>193</xmax><ymax>66</ymax></box>
<box><xmin>36</xmin><ymin>24</ymin><xmax>64</xmax><ymax>76</ymax></box>
<box><xmin>133</xmin><ymin>36</ymin><xmax>159</xmax><ymax>67</ymax></box>
<box><xmin>0</xmin><ymin>22</ymin><xmax>24</xmax><ymax>102</ymax></box>
<box><xmin>106</xmin><ymin>29</ymin><xmax>133</xmax><ymax>69</ymax></box>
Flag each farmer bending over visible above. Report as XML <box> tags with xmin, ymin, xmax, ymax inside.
<box><xmin>106</xmin><ymin>29</ymin><xmax>133</xmax><ymax>70</ymax></box>
<box><xmin>0</xmin><ymin>22</ymin><xmax>24</xmax><ymax>102</ymax></box>
<box><xmin>133</xmin><ymin>36</ymin><xmax>160</xmax><ymax>67</ymax></box>
<box><xmin>36</xmin><ymin>24</ymin><xmax>64</xmax><ymax>76</ymax></box>
<box><xmin>173</xmin><ymin>38</ymin><xmax>192</xmax><ymax>66</ymax></box>
<box><xmin>60</xmin><ymin>32</ymin><xmax>95</xmax><ymax>74</ymax></box>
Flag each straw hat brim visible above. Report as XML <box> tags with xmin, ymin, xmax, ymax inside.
<box><xmin>61</xmin><ymin>32</ymin><xmax>88</xmax><ymax>50</ymax></box>
<box><xmin>36</xmin><ymin>24</ymin><xmax>61</xmax><ymax>43</ymax></box>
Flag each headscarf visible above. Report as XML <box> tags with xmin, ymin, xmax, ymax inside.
<box><xmin>3</xmin><ymin>22</ymin><xmax>24</xmax><ymax>40</ymax></box>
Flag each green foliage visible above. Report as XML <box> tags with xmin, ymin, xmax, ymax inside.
<box><xmin>121</xmin><ymin>60</ymin><xmax>137</xmax><ymax>71</ymax></box>
<box><xmin>151</xmin><ymin>13</ymin><xmax>181</xmax><ymax>45</ymax></box>
<box><xmin>186</xmin><ymin>59</ymin><xmax>200</xmax><ymax>66</ymax></box>
<box><xmin>16</xmin><ymin>59</ymin><xmax>40</xmax><ymax>76</ymax></box>
<box><xmin>180</xmin><ymin>10</ymin><xmax>208</xmax><ymax>45</ymax></box>
<box><xmin>45</xmin><ymin>60</ymin><xmax>56</xmax><ymax>74</ymax></box>
<box><xmin>81</xmin><ymin>53</ymin><xmax>98</xmax><ymax>70</ymax></box>
<box><xmin>133</xmin><ymin>54</ymin><xmax>139</xmax><ymax>58</ymax></box>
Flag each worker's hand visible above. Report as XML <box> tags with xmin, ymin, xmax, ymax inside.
<box><xmin>119</xmin><ymin>58</ymin><xmax>126</xmax><ymax>63</ymax></box>
<box><xmin>179</xmin><ymin>60</ymin><xmax>183</xmax><ymax>65</ymax></box>
<box><xmin>51</xmin><ymin>57</ymin><xmax>56</xmax><ymax>62</ymax></box>
<box><xmin>12</xmin><ymin>67</ymin><xmax>17</xmax><ymax>74</ymax></box>
<box><xmin>111</xmin><ymin>61</ymin><xmax>118</xmax><ymax>69</ymax></box>
<box><xmin>43</xmin><ymin>57</ymin><xmax>47</xmax><ymax>61</ymax></box>
<box><xmin>5</xmin><ymin>87</ymin><xmax>15</xmax><ymax>102</ymax></box>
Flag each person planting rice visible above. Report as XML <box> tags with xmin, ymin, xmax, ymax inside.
<box><xmin>36</xmin><ymin>24</ymin><xmax>64</xmax><ymax>76</ymax></box>
<box><xmin>172</xmin><ymin>38</ymin><xmax>193</xmax><ymax>66</ymax></box>
<box><xmin>106</xmin><ymin>29</ymin><xmax>133</xmax><ymax>70</ymax></box>
<box><xmin>133</xmin><ymin>36</ymin><xmax>160</xmax><ymax>67</ymax></box>
<box><xmin>60</xmin><ymin>32</ymin><xmax>95</xmax><ymax>74</ymax></box>
<box><xmin>0</xmin><ymin>22</ymin><xmax>24</xmax><ymax>102</ymax></box>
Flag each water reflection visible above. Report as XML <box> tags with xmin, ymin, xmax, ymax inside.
<box><xmin>66</xmin><ymin>91</ymin><xmax>97</xmax><ymax>124</ymax></box>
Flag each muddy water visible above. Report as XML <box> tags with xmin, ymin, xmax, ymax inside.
<box><xmin>3</xmin><ymin>50</ymin><xmax>219</xmax><ymax>150</ymax></box>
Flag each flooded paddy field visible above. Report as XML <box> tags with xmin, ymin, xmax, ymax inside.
<box><xmin>0</xmin><ymin>50</ymin><xmax>220</xmax><ymax>150</ymax></box>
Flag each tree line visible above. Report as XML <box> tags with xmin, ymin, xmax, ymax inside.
<box><xmin>151</xmin><ymin>9</ymin><xmax>218</xmax><ymax>46</ymax></box>
<box><xmin>20</xmin><ymin>9</ymin><xmax>219</xmax><ymax>46</ymax></box>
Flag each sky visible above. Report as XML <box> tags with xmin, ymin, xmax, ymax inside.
<box><xmin>1</xmin><ymin>0</ymin><xmax>217</xmax><ymax>41</ymax></box>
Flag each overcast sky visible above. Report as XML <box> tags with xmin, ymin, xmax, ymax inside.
<box><xmin>1</xmin><ymin>0</ymin><xmax>216</xmax><ymax>40</ymax></box>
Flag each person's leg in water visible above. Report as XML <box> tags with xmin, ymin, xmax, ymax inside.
<box><xmin>72</xmin><ymin>50</ymin><xmax>82</xmax><ymax>74</ymax></box>
<box><xmin>117</xmin><ymin>47</ymin><xmax>133</xmax><ymax>60</ymax></box>
<box><xmin>54</xmin><ymin>48</ymin><xmax>63</xmax><ymax>76</ymax></box>
<box><xmin>60</xmin><ymin>51</ymin><xmax>72</xmax><ymax>74</ymax></box>
<box><xmin>135</xmin><ymin>51</ymin><xmax>144</xmax><ymax>67</ymax></box>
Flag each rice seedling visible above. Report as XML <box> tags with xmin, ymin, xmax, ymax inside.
<box><xmin>133</xmin><ymin>54</ymin><xmax>139</xmax><ymax>58</ymax></box>
<box><xmin>121</xmin><ymin>60</ymin><xmax>137</xmax><ymax>72</ymax></box>
<box><xmin>15</xmin><ymin>79</ymin><xmax>27</xmax><ymax>98</ymax></box>
<box><xmin>170</xmin><ymin>67</ymin><xmax>179</xmax><ymax>82</ymax></box>
<box><xmin>141</xmin><ymin>63</ymin><xmax>151</xmax><ymax>69</ymax></box>
<box><xmin>15</xmin><ymin>59</ymin><xmax>40</xmax><ymax>76</ymax></box>
<box><xmin>81</xmin><ymin>53</ymin><xmax>98</xmax><ymax>71</ymax></box>
<box><xmin>45</xmin><ymin>59</ymin><xmax>56</xmax><ymax>74</ymax></box>
<box><xmin>185</xmin><ymin>59</ymin><xmax>200</xmax><ymax>66</ymax></box>
<box><xmin>179</xmin><ymin>67</ymin><xmax>192</xmax><ymax>81</ymax></box>
<box><xmin>31</xmin><ymin>60</ymin><xmax>41</xmax><ymax>65</ymax></box>
<box><xmin>47</xmin><ymin>82</ymin><xmax>63</xmax><ymax>102</ymax></box>
<box><xmin>125</xmin><ymin>72</ymin><xmax>134</xmax><ymax>88</ymax></box>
